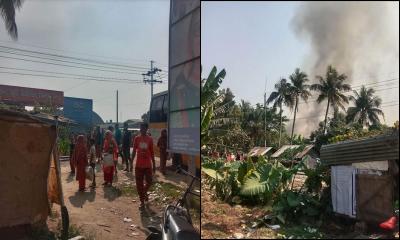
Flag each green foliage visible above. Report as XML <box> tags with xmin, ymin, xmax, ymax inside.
<box><xmin>201</xmin><ymin>66</ymin><xmax>227</xmax><ymax>146</ymax></box>
<box><xmin>346</xmin><ymin>86</ymin><xmax>384</xmax><ymax>127</ymax></box>
<box><xmin>302</xmin><ymin>163</ymin><xmax>330</xmax><ymax>194</ymax></box>
<box><xmin>202</xmin><ymin>156</ymin><xmax>303</xmax><ymax>205</ymax></box>
<box><xmin>272</xmin><ymin>190</ymin><xmax>324</xmax><ymax>224</ymax></box>
<box><xmin>202</xmin><ymin>157</ymin><xmax>241</xmax><ymax>202</ymax></box>
<box><xmin>277</xmin><ymin>225</ymin><xmax>325</xmax><ymax>239</ymax></box>
<box><xmin>57</xmin><ymin>125</ymin><xmax>71</xmax><ymax>155</ymax></box>
<box><xmin>310</xmin><ymin>65</ymin><xmax>351</xmax><ymax>131</ymax></box>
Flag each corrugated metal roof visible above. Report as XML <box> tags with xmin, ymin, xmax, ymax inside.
<box><xmin>248</xmin><ymin>147</ymin><xmax>273</xmax><ymax>157</ymax></box>
<box><xmin>320</xmin><ymin>133</ymin><xmax>399</xmax><ymax>166</ymax></box>
<box><xmin>271</xmin><ymin>145</ymin><xmax>300</xmax><ymax>158</ymax></box>
<box><xmin>294</xmin><ymin>145</ymin><xmax>315</xmax><ymax>159</ymax></box>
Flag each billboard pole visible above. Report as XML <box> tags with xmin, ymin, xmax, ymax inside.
<box><xmin>116</xmin><ymin>90</ymin><xmax>118</xmax><ymax>123</ymax></box>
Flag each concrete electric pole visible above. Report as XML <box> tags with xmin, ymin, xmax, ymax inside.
<box><xmin>143</xmin><ymin>60</ymin><xmax>163</xmax><ymax>99</ymax></box>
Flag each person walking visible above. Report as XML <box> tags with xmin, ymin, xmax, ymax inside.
<box><xmin>94</xmin><ymin>126</ymin><xmax>102</xmax><ymax>162</ymax></box>
<box><xmin>157</xmin><ymin>129</ymin><xmax>168</xmax><ymax>175</ymax></box>
<box><xmin>89</xmin><ymin>138</ymin><xmax>96</xmax><ymax>188</ymax></box>
<box><xmin>114</xmin><ymin>123</ymin><xmax>123</xmax><ymax>164</ymax></box>
<box><xmin>74</xmin><ymin>135</ymin><xmax>88</xmax><ymax>192</ymax></box>
<box><xmin>132</xmin><ymin>123</ymin><xmax>155</xmax><ymax>208</ymax></box>
<box><xmin>122</xmin><ymin>122</ymin><xmax>132</xmax><ymax>172</ymax></box>
<box><xmin>69</xmin><ymin>134</ymin><xmax>76</xmax><ymax>175</ymax></box>
<box><xmin>102</xmin><ymin>130</ymin><xmax>118</xmax><ymax>186</ymax></box>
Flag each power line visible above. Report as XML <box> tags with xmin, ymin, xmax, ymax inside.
<box><xmin>351</xmin><ymin>78</ymin><xmax>399</xmax><ymax>89</ymax></box>
<box><xmin>0</xmin><ymin>45</ymin><xmax>149</xmax><ymax>69</ymax></box>
<box><xmin>287</xmin><ymin>101</ymin><xmax>399</xmax><ymax>121</ymax></box>
<box><xmin>0</xmin><ymin>55</ymin><xmax>152</xmax><ymax>75</ymax></box>
<box><xmin>64</xmin><ymin>81</ymin><xmax>90</xmax><ymax>92</ymax></box>
<box><xmin>0</xmin><ymin>46</ymin><xmax>162</xmax><ymax>72</ymax></box>
<box><xmin>0</xmin><ymin>50</ymin><xmax>146</xmax><ymax>75</ymax></box>
<box><xmin>0</xmin><ymin>71</ymin><xmax>148</xmax><ymax>84</ymax></box>
<box><xmin>0</xmin><ymin>66</ymin><xmax>145</xmax><ymax>82</ymax></box>
<box><xmin>297</xmin><ymin>84</ymin><xmax>399</xmax><ymax>105</ymax></box>
<box><xmin>0</xmin><ymin>39</ymin><xmax>164</xmax><ymax>66</ymax></box>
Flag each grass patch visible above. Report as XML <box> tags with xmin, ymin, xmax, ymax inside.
<box><xmin>210</xmin><ymin>207</ymin><xmax>225</xmax><ymax>215</ymax></box>
<box><xmin>150</xmin><ymin>181</ymin><xmax>183</xmax><ymax>199</ymax></box>
<box><xmin>277</xmin><ymin>224</ymin><xmax>325</xmax><ymax>239</ymax></box>
<box><xmin>118</xmin><ymin>184</ymin><xmax>139</xmax><ymax>197</ymax></box>
<box><xmin>204</xmin><ymin>229</ymin><xmax>230</xmax><ymax>239</ymax></box>
<box><xmin>29</xmin><ymin>222</ymin><xmax>95</xmax><ymax>240</ymax></box>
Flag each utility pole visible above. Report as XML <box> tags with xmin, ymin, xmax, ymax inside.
<box><xmin>143</xmin><ymin>60</ymin><xmax>163</xmax><ymax>99</ymax></box>
<box><xmin>264</xmin><ymin>92</ymin><xmax>267</xmax><ymax>148</ymax></box>
<box><xmin>116</xmin><ymin>90</ymin><xmax>118</xmax><ymax>123</ymax></box>
<box><xmin>264</xmin><ymin>77</ymin><xmax>267</xmax><ymax>148</ymax></box>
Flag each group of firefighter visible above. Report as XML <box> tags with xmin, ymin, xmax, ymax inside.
<box><xmin>68</xmin><ymin>122</ymin><xmax>168</xmax><ymax>208</ymax></box>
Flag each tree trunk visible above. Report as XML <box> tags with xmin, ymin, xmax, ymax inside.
<box><xmin>279</xmin><ymin>102</ymin><xmax>283</xmax><ymax>147</ymax></box>
<box><xmin>290</xmin><ymin>96</ymin><xmax>299</xmax><ymax>144</ymax></box>
<box><xmin>323</xmin><ymin>98</ymin><xmax>330</xmax><ymax>134</ymax></box>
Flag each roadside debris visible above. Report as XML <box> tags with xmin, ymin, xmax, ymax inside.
<box><xmin>233</xmin><ymin>232</ymin><xmax>244</xmax><ymax>239</ymax></box>
<box><xmin>96</xmin><ymin>223</ymin><xmax>111</xmax><ymax>228</ymax></box>
<box><xmin>123</xmin><ymin>217</ymin><xmax>132</xmax><ymax>222</ymax></box>
<box><xmin>69</xmin><ymin>236</ymin><xmax>85</xmax><ymax>240</ymax></box>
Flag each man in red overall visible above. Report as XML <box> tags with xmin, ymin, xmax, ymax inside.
<box><xmin>132</xmin><ymin>123</ymin><xmax>156</xmax><ymax>208</ymax></box>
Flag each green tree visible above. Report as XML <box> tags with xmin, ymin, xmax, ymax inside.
<box><xmin>201</xmin><ymin>66</ymin><xmax>227</xmax><ymax>146</ymax></box>
<box><xmin>141</xmin><ymin>111</ymin><xmax>149</xmax><ymax>123</ymax></box>
<box><xmin>310</xmin><ymin>65</ymin><xmax>351</xmax><ymax>133</ymax></box>
<box><xmin>267</xmin><ymin>78</ymin><xmax>295</xmax><ymax>147</ymax></box>
<box><xmin>288</xmin><ymin>68</ymin><xmax>311</xmax><ymax>144</ymax></box>
<box><xmin>346</xmin><ymin>86</ymin><xmax>384</xmax><ymax>127</ymax></box>
<box><xmin>0</xmin><ymin>0</ymin><xmax>23</xmax><ymax>40</ymax></box>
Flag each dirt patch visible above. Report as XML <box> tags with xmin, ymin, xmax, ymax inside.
<box><xmin>201</xmin><ymin>184</ymin><xmax>277</xmax><ymax>239</ymax></box>
<box><xmin>41</xmin><ymin>158</ymin><xmax>199</xmax><ymax>239</ymax></box>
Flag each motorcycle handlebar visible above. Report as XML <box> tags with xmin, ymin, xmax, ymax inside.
<box><xmin>176</xmin><ymin>166</ymin><xmax>200</xmax><ymax>181</ymax></box>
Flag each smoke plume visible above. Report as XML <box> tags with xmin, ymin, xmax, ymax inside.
<box><xmin>290</xmin><ymin>1</ymin><xmax>399</xmax><ymax>136</ymax></box>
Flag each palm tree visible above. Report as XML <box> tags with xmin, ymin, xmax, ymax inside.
<box><xmin>310</xmin><ymin>65</ymin><xmax>351</xmax><ymax>133</ymax></box>
<box><xmin>288</xmin><ymin>68</ymin><xmax>311</xmax><ymax>144</ymax></box>
<box><xmin>267</xmin><ymin>78</ymin><xmax>294</xmax><ymax>147</ymax></box>
<box><xmin>0</xmin><ymin>0</ymin><xmax>23</xmax><ymax>40</ymax></box>
<box><xmin>346</xmin><ymin>86</ymin><xmax>384</xmax><ymax>127</ymax></box>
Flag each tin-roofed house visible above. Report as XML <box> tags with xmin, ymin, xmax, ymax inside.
<box><xmin>270</xmin><ymin>144</ymin><xmax>318</xmax><ymax>169</ymax></box>
<box><xmin>320</xmin><ymin>132</ymin><xmax>399</xmax><ymax>223</ymax></box>
<box><xmin>294</xmin><ymin>145</ymin><xmax>319</xmax><ymax>169</ymax></box>
<box><xmin>248</xmin><ymin>146</ymin><xmax>275</xmax><ymax>161</ymax></box>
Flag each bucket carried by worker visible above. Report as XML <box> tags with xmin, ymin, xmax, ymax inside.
<box><xmin>85</xmin><ymin>166</ymin><xmax>94</xmax><ymax>181</ymax></box>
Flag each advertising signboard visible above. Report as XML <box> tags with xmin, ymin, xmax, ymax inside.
<box><xmin>63</xmin><ymin>97</ymin><xmax>93</xmax><ymax>127</ymax></box>
<box><xmin>168</xmin><ymin>0</ymin><xmax>200</xmax><ymax>156</ymax></box>
<box><xmin>0</xmin><ymin>84</ymin><xmax>64</xmax><ymax>107</ymax></box>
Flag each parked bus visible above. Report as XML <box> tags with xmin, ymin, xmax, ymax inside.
<box><xmin>148</xmin><ymin>90</ymin><xmax>200</xmax><ymax>176</ymax></box>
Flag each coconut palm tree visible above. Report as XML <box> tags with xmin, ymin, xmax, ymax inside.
<box><xmin>289</xmin><ymin>68</ymin><xmax>311</xmax><ymax>144</ymax></box>
<box><xmin>0</xmin><ymin>0</ymin><xmax>23</xmax><ymax>40</ymax></box>
<box><xmin>310</xmin><ymin>65</ymin><xmax>351</xmax><ymax>133</ymax></box>
<box><xmin>267</xmin><ymin>78</ymin><xmax>294</xmax><ymax>147</ymax></box>
<box><xmin>346</xmin><ymin>86</ymin><xmax>384</xmax><ymax>127</ymax></box>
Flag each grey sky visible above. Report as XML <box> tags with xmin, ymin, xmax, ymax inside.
<box><xmin>202</xmin><ymin>1</ymin><xmax>399</xmax><ymax>136</ymax></box>
<box><xmin>0</xmin><ymin>0</ymin><xmax>169</xmax><ymax>122</ymax></box>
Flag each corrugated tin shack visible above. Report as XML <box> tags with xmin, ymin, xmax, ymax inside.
<box><xmin>248</xmin><ymin>146</ymin><xmax>274</xmax><ymax>157</ymax></box>
<box><xmin>320</xmin><ymin>132</ymin><xmax>399</xmax><ymax>223</ymax></box>
<box><xmin>271</xmin><ymin>144</ymin><xmax>318</xmax><ymax>169</ymax></box>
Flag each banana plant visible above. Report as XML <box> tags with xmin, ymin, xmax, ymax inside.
<box><xmin>201</xmin><ymin>66</ymin><xmax>227</xmax><ymax>146</ymax></box>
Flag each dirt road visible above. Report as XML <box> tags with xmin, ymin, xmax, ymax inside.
<box><xmin>48</xmin><ymin>158</ymin><xmax>198</xmax><ymax>240</ymax></box>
